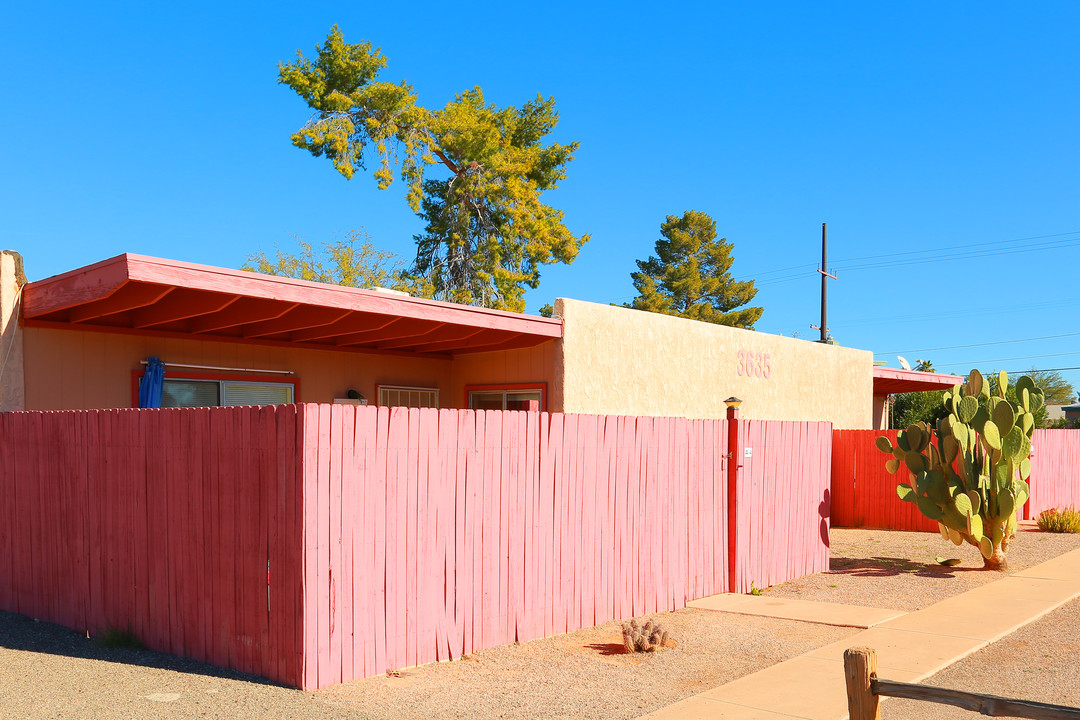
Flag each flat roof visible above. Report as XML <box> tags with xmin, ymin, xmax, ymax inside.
<box><xmin>22</xmin><ymin>254</ymin><xmax>562</xmax><ymax>356</ymax></box>
<box><xmin>872</xmin><ymin>366</ymin><xmax>963</xmax><ymax>395</ymax></box>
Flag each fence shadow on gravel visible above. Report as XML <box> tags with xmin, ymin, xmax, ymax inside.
<box><xmin>826</xmin><ymin>556</ymin><xmax>976</xmax><ymax>578</ymax></box>
<box><xmin>0</xmin><ymin>611</ymin><xmax>284</xmax><ymax>687</ymax></box>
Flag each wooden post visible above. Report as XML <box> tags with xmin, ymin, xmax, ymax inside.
<box><xmin>844</xmin><ymin>646</ymin><xmax>881</xmax><ymax>720</ymax></box>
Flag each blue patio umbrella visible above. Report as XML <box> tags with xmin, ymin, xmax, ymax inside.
<box><xmin>138</xmin><ymin>357</ymin><xmax>165</xmax><ymax>408</ymax></box>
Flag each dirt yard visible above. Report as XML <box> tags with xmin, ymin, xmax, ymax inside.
<box><xmin>1</xmin><ymin>526</ymin><xmax>1077</xmax><ymax>719</ymax></box>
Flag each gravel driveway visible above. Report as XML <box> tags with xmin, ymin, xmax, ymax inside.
<box><xmin>1</xmin><ymin>526</ymin><xmax>1077</xmax><ymax>719</ymax></box>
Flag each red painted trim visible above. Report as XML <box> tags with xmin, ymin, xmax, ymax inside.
<box><xmin>872</xmin><ymin>367</ymin><xmax>962</xmax><ymax>395</ymax></box>
<box><xmin>130</xmin><ymin>369</ymin><xmax>301</xmax><ymax>408</ymax></box>
<box><xmin>464</xmin><ymin>383</ymin><xmax>547</xmax><ymax>412</ymax></box>
<box><xmin>24</xmin><ymin>253</ymin><xmax>562</xmax><ymax>337</ymax></box>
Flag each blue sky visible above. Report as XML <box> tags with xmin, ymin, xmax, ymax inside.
<box><xmin>4</xmin><ymin>2</ymin><xmax>1079</xmax><ymax>394</ymax></box>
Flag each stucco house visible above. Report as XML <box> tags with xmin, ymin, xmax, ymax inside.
<box><xmin>0</xmin><ymin>250</ymin><xmax>956</xmax><ymax>425</ymax></box>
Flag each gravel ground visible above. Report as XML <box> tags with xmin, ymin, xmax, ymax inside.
<box><xmin>765</xmin><ymin>524</ymin><xmax>1080</xmax><ymax>611</ymax></box>
<box><xmin>881</xmin><ymin>598</ymin><xmax>1080</xmax><ymax>718</ymax></box>
<box><xmin>1</xmin><ymin>525</ymin><xmax>1078</xmax><ymax>719</ymax></box>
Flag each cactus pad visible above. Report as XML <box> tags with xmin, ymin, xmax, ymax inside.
<box><xmin>875</xmin><ymin>436</ymin><xmax>893</xmax><ymax>454</ymax></box>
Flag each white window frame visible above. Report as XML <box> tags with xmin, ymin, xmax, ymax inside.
<box><xmin>160</xmin><ymin>378</ymin><xmax>295</xmax><ymax>408</ymax></box>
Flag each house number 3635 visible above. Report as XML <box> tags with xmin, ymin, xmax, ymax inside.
<box><xmin>736</xmin><ymin>350</ymin><xmax>772</xmax><ymax>379</ymax></box>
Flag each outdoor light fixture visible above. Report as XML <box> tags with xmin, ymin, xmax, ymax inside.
<box><xmin>724</xmin><ymin>397</ymin><xmax>742</xmax><ymax>410</ymax></box>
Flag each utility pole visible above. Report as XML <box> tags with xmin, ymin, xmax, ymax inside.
<box><xmin>811</xmin><ymin>222</ymin><xmax>837</xmax><ymax>343</ymax></box>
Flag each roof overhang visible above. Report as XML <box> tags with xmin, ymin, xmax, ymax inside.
<box><xmin>873</xmin><ymin>366</ymin><xmax>963</xmax><ymax>395</ymax></box>
<box><xmin>22</xmin><ymin>254</ymin><xmax>562</xmax><ymax>357</ymax></box>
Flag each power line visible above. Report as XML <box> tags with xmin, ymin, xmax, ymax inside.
<box><xmin>936</xmin><ymin>351</ymin><xmax>1079</xmax><ymax>367</ymax></box>
<box><xmin>831</xmin><ymin>229</ymin><xmax>1080</xmax><ymax>265</ymax></box>
<box><xmin>874</xmin><ymin>332</ymin><xmax>1080</xmax><ymax>356</ymax></box>
<box><xmin>838</xmin><ymin>297</ymin><xmax>1080</xmax><ymax>329</ymax></box>
<box><xmin>733</xmin><ymin>231</ymin><xmax>1080</xmax><ymax>287</ymax></box>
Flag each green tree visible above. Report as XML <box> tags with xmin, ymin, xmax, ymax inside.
<box><xmin>985</xmin><ymin>368</ymin><xmax>1075</xmax><ymax>428</ymax></box>
<box><xmin>242</xmin><ymin>230</ymin><xmax>432</xmax><ymax>295</ymax></box>
<box><xmin>278</xmin><ymin>27</ymin><xmax>588</xmax><ymax>312</ymax></box>
<box><xmin>888</xmin><ymin>360</ymin><xmax>949</xmax><ymax>429</ymax></box>
<box><xmin>625</xmin><ymin>211</ymin><xmax>762</xmax><ymax>328</ymax></box>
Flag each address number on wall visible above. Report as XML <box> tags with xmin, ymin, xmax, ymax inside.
<box><xmin>736</xmin><ymin>350</ymin><xmax>772</xmax><ymax>379</ymax></box>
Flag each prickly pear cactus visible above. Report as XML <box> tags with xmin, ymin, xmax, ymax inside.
<box><xmin>877</xmin><ymin>369</ymin><xmax>1043</xmax><ymax>570</ymax></box>
<box><xmin>621</xmin><ymin>618</ymin><xmax>671</xmax><ymax>653</ymax></box>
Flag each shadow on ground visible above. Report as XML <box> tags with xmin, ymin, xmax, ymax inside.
<box><xmin>827</xmin><ymin>556</ymin><xmax>983</xmax><ymax>578</ymax></box>
<box><xmin>0</xmin><ymin>610</ymin><xmax>281</xmax><ymax>686</ymax></box>
<box><xmin>584</xmin><ymin>641</ymin><xmax>629</xmax><ymax>657</ymax></box>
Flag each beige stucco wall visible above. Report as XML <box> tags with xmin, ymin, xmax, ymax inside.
<box><xmin>554</xmin><ymin>298</ymin><xmax>874</xmax><ymax>428</ymax></box>
<box><xmin>22</xmin><ymin>327</ymin><xmax>455</xmax><ymax>410</ymax></box>
<box><xmin>0</xmin><ymin>251</ymin><xmax>26</xmax><ymax>411</ymax></box>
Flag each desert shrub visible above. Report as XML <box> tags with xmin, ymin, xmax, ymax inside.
<box><xmin>1036</xmin><ymin>506</ymin><xmax>1080</xmax><ymax>533</ymax></box>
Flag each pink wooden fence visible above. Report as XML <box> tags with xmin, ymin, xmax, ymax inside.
<box><xmin>1</xmin><ymin>404</ymin><xmax>832</xmax><ymax>689</ymax></box>
<box><xmin>1029</xmin><ymin>429</ymin><xmax>1080</xmax><ymax>516</ymax></box>
<box><xmin>296</xmin><ymin>406</ymin><xmax>737</xmax><ymax>688</ymax></box>
<box><xmin>0</xmin><ymin>406</ymin><xmax>305</xmax><ymax>686</ymax></box>
<box><xmin>730</xmin><ymin>419</ymin><xmax>833</xmax><ymax>593</ymax></box>
<box><xmin>832</xmin><ymin>429</ymin><xmax>1080</xmax><ymax>530</ymax></box>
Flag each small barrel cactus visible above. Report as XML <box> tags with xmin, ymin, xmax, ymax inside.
<box><xmin>621</xmin><ymin>618</ymin><xmax>671</xmax><ymax>653</ymax></box>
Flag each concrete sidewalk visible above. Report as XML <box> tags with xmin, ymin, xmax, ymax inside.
<box><xmin>643</xmin><ymin>548</ymin><xmax>1080</xmax><ymax>720</ymax></box>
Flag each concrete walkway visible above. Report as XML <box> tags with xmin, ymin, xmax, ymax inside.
<box><xmin>642</xmin><ymin>548</ymin><xmax>1080</xmax><ymax>720</ymax></box>
<box><xmin>687</xmin><ymin>594</ymin><xmax>905</xmax><ymax>629</ymax></box>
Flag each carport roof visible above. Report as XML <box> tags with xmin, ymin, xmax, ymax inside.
<box><xmin>22</xmin><ymin>254</ymin><xmax>562</xmax><ymax>356</ymax></box>
<box><xmin>872</xmin><ymin>366</ymin><xmax>963</xmax><ymax>395</ymax></box>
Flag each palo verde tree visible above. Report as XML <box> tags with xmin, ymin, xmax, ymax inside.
<box><xmin>626</xmin><ymin>210</ymin><xmax>762</xmax><ymax>328</ymax></box>
<box><xmin>278</xmin><ymin>27</ymin><xmax>588</xmax><ymax>311</ymax></box>
<box><xmin>243</xmin><ymin>230</ymin><xmax>428</xmax><ymax>293</ymax></box>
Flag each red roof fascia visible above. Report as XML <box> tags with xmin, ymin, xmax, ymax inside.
<box><xmin>872</xmin><ymin>366</ymin><xmax>963</xmax><ymax>395</ymax></box>
<box><xmin>24</xmin><ymin>253</ymin><xmax>562</xmax><ymax>340</ymax></box>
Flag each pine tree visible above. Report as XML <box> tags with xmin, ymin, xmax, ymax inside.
<box><xmin>627</xmin><ymin>211</ymin><xmax>762</xmax><ymax>328</ymax></box>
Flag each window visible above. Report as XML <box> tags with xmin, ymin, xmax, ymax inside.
<box><xmin>161</xmin><ymin>378</ymin><xmax>295</xmax><ymax>408</ymax></box>
<box><xmin>377</xmin><ymin>385</ymin><xmax>440</xmax><ymax>409</ymax></box>
<box><xmin>466</xmin><ymin>384</ymin><xmax>546</xmax><ymax>412</ymax></box>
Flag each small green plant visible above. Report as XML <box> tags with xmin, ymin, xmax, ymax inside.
<box><xmin>749</xmin><ymin>582</ymin><xmax>763</xmax><ymax>596</ymax></box>
<box><xmin>1037</xmin><ymin>506</ymin><xmax>1080</xmax><ymax>533</ymax></box>
<box><xmin>94</xmin><ymin>624</ymin><xmax>143</xmax><ymax>650</ymax></box>
<box><xmin>621</xmin><ymin>619</ymin><xmax>671</xmax><ymax>653</ymax></box>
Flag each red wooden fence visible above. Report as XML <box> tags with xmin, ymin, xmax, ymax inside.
<box><xmin>1</xmin><ymin>404</ymin><xmax>832</xmax><ymax>689</ymax></box>
<box><xmin>831</xmin><ymin>429</ymin><xmax>938</xmax><ymax>532</ymax></box>
<box><xmin>0</xmin><ymin>406</ymin><xmax>305</xmax><ymax>686</ymax></box>
<box><xmin>832</xmin><ymin>429</ymin><xmax>1080</xmax><ymax>530</ymax></box>
<box><xmin>1029</xmin><ymin>429</ymin><xmax>1080</xmax><ymax>516</ymax></box>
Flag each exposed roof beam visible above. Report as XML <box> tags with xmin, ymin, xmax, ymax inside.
<box><xmin>189</xmin><ymin>297</ymin><xmax>298</xmax><ymax>334</ymax></box>
<box><xmin>333</xmin><ymin>317</ymin><xmax>442</xmax><ymax>347</ymax></box>
<box><xmin>379</xmin><ymin>325</ymin><xmax>486</xmax><ymax>351</ymax></box>
<box><xmin>289</xmin><ymin>313</ymin><xmax>398</xmax><ymax>343</ymax></box>
<box><xmin>132</xmin><ymin>290</ymin><xmax>240</xmax><ymax>328</ymax></box>
<box><xmin>67</xmin><ymin>282</ymin><xmax>175</xmax><ymax>323</ymax></box>
<box><xmin>241</xmin><ymin>305</ymin><xmax>351</xmax><ymax>338</ymax></box>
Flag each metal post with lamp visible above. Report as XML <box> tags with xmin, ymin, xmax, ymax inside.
<box><xmin>725</xmin><ymin>397</ymin><xmax>742</xmax><ymax>593</ymax></box>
